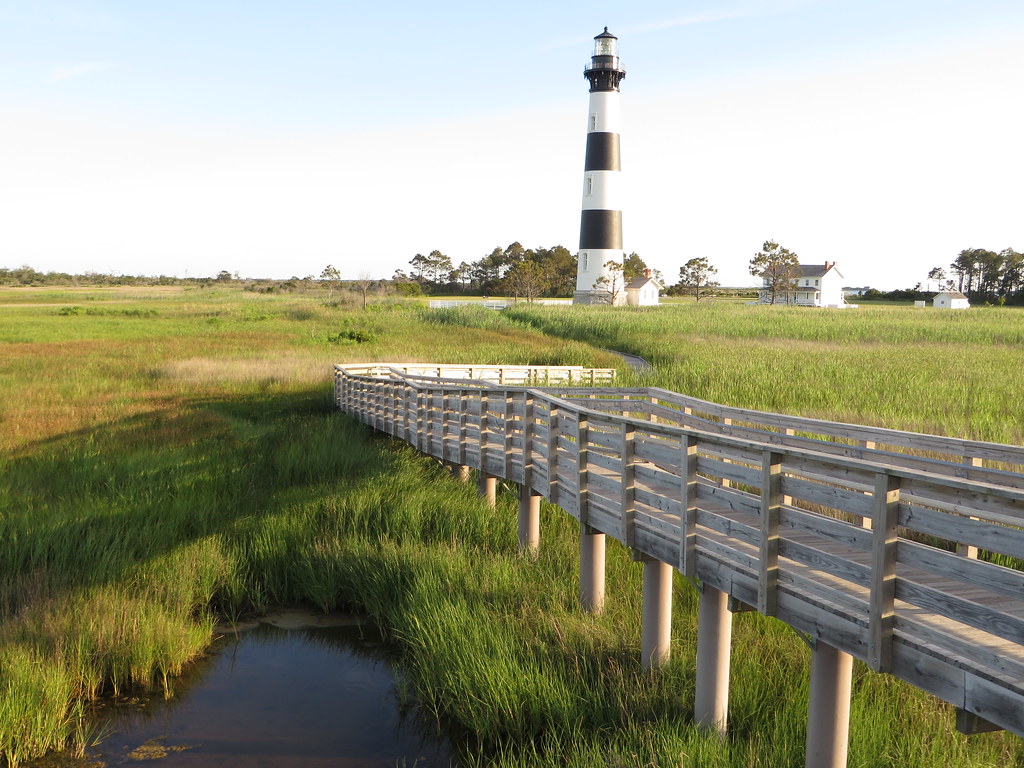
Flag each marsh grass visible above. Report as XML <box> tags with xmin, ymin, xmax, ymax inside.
<box><xmin>505</xmin><ymin>303</ymin><xmax>1024</xmax><ymax>445</ymax></box>
<box><xmin>1</xmin><ymin>289</ymin><xmax>1020</xmax><ymax>767</ymax></box>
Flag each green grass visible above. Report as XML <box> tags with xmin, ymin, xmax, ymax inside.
<box><xmin>1</xmin><ymin>288</ymin><xmax>1021</xmax><ymax>767</ymax></box>
<box><xmin>504</xmin><ymin>303</ymin><xmax>1024</xmax><ymax>445</ymax></box>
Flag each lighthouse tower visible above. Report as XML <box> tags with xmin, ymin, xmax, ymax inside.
<box><xmin>573</xmin><ymin>28</ymin><xmax>626</xmax><ymax>306</ymax></box>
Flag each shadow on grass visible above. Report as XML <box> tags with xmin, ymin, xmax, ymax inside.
<box><xmin>0</xmin><ymin>385</ymin><xmax>401</xmax><ymax>619</ymax></box>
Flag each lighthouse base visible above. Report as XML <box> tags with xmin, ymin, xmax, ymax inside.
<box><xmin>573</xmin><ymin>290</ymin><xmax>627</xmax><ymax>306</ymax></box>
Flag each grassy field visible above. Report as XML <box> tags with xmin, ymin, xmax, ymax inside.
<box><xmin>1</xmin><ymin>287</ymin><xmax>1021</xmax><ymax>767</ymax></box>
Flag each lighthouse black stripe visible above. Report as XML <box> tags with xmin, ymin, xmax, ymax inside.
<box><xmin>584</xmin><ymin>133</ymin><xmax>620</xmax><ymax>171</ymax></box>
<box><xmin>579</xmin><ymin>210</ymin><xmax>623</xmax><ymax>250</ymax></box>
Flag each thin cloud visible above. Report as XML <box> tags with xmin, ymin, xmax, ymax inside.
<box><xmin>48</xmin><ymin>62</ymin><xmax>111</xmax><ymax>82</ymax></box>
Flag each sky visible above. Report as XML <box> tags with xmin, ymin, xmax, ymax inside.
<box><xmin>1</xmin><ymin>0</ymin><xmax>1021</xmax><ymax>289</ymax></box>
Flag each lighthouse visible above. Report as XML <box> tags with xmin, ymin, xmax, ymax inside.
<box><xmin>573</xmin><ymin>27</ymin><xmax>626</xmax><ymax>306</ymax></box>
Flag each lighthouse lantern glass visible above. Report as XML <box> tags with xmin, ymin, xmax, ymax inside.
<box><xmin>595</xmin><ymin>36</ymin><xmax>616</xmax><ymax>57</ymax></box>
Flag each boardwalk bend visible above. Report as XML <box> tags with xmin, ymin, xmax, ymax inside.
<box><xmin>335</xmin><ymin>362</ymin><xmax>1024</xmax><ymax>768</ymax></box>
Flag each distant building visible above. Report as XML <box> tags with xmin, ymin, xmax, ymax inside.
<box><xmin>758</xmin><ymin>262</ymin><xmax>850</xmax><ymax>307</ymax></box>
<box><xmin>933</xmin><ymin>290</ymin><xmax>970</xmax><ymax>309</ymax></box>
<box><xmin>626</xmin><ymin>270</ymin><xmax>662</xmax><ymax>306</ymax></box>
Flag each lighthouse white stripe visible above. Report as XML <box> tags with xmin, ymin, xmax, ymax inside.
<box><xmin>576</xmin><ymin>248</ymin><xmax>623</xmax><ymax>285</ymax></box>
<box><xmin>581</xmin><ymin>171</ymin><xmax>622</xmax><ymax>211</ymax></box>
<box><xmin>587</xmin><ymin>92</ymin><xmax>621</xmax><ymax>133</ymax></box>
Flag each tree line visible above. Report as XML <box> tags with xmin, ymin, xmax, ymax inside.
<box><xmin>394</xmin><ymin>243</ymin><xmax>662</xmax><ymax>300</ymax></box>
<box><xmin>937</xmin><ymin>247</ymin><xmax>1024</xmax><ymax>303</ymax></box>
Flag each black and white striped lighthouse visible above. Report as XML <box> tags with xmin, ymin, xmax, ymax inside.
<box><xmin>573</xmin><ymin>27</ymin><xmax>626</xmax><ymax>305</ymax></box>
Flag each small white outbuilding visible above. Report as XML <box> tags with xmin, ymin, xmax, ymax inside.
<box><xmin>933</xmin><ymin>290</ymin><xmax>970</xmax><ymax>309</ymax></box>
<box><xmin>625</xmin><ymin>270</ymin><xmax>662</xmax><ymax>306</ymax></box>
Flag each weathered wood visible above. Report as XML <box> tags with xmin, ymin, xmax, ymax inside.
<box><xmin>869</xmin><ymin>473</ymin><xmax>900</xmax><ymax>672</ymax></box>
<box><xmin>622</xmin><ymin>423</ymin><xmax>637</xmax><ymax>548</ymax></box>
<box><xmin>899</xmin><ymin>503</ymin><xmax>1024</xmax><ymax>560</ymax></box>
<box><xmin>681</xmin><ymin>435</ymin><xmax>699</xmax><ymax>578</ymax></box>
<box><xmin>759</xmin><ymin>451</ymin><xmax>783</xmax><ymax>616</ymax></box>
<box><xmin>336</xmin><ymin>363</ymin><xmax>1024</xmax><ymax>743</ymax></box>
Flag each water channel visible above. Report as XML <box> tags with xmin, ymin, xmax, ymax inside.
<box><xmin>55</xmin><ymin>610</ymin><xmax>457</xmax><ymax>767</ymax></box>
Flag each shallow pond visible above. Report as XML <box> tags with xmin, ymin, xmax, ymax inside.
<box><xmin>69</xmin><ymin>612</ymin><xmax>456</xmax><ymax>767</ymax></box>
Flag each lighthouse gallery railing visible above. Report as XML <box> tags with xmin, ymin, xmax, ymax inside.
<box><xmin>335</xmin><ymin>362</ymin><xmax>1024</xmax><ymax>738</ymax></box>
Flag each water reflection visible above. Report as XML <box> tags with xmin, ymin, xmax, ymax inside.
<box><xmin>87</xmin><ymin>618</ymin><xmax>456</xmax><ymax>767</ymax></box>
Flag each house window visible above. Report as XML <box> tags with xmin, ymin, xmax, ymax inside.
<box><xmin>589</xmin><ymin>114</ymin><xmax>597</xmax><ymax>131</ymax></box>
<box><xmin>815</xmin><ymin>279</ymin><xmax>819</xmax><ymax>286</ymax></box>
<box><xmin>581</xmin><ymin>252</ymin><xmax>589</xmax><ymax>271</ymax></box>
<box><xmin>585</xmin><ymin>176</ymin><xmax>593</xmax><ymax>195</ymax></box>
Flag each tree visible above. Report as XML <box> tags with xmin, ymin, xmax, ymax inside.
<box><xmin>622</xmin><ymin>252</ymin><xmax>648</xmax><ymax>282</ymax></box>
<box><xmin>593</xmin><ymin>260</ymin><xmax>625</xmax><ymax>305</ymax></box>
<box><xmin>677</xmin><ymin>257</ymin><xmax>719</xmax><ymax>303</ymax></box>
<box><xmin>408</xmin><ymin>250</ymin><xmax>453</xmax><ymax>289</ymax></box>
<box><xmin>215</xmin><ymin>270</ymin><xmax>233</xmax><ymax>282</ymax></box>
<box><xmin>502</xmin><ymin>260</ymin><xmax>546</xmax><ymax>303</ymax></box>
<box><xmin>999</xmin><ymin>249</ymin><xmax>1024</xmax><ymax>298</ymax></box>
<box><xmin>749</xmin><ymin>241</ymin><xmax>800</xmax><ymax>304</ymax></box>
<box><xmin>927</xmin><ymin>267</ymin><xmax>946</xmax><ymax>292</ymax></box>
<box><xmin>353</xmin><ymin>271</ymin><xmax>375</xmax><ymax>310</ymax></box>
<box><xmin>320</xmin><ymin>264</ymin><xmax>341</xmax><ymax>299</ymax></box>
<box><xmin>526</xmin><ymin>245</ymin><xmax>575</xmax><ymax>297</ymax></box>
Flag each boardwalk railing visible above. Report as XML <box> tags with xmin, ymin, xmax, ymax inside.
<box><xmin>335</xmin><ymin>362</ymin><xmax>1024</xmax><ymax>766</ymax></box>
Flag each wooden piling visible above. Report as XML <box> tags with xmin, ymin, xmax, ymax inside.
<box><xmin>580</xmin><ymin>523</ymin><xmax>606</xmax><ymax>613</ymax></box>
<box><xmin>640</xmin><ymin>557</ymin><xmax>673</xmax><ymax>669</ymax></box>
<box><xmin>695</xmin><ymin>583</ymin><xmax>732</xmax><ymax>736</ymax></box>
<box><xmin>518</xmin><ymin>483</ymin><xmax>541</xmax><ymax>552</ymax></box>
<box><xmin>806</xmin><ymin>641</ymin><xmax>853</xmax><ymax>768</ymax></box>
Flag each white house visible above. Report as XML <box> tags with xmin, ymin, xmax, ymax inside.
<box><xmin>933</xmin><ymin>290</ymin><xmax>970</xmax><ymax>309</ymax></box>
<box><xmin>759</xmin><ymin>262</ymin><xmax>848</xmax><ymax>307</ymax></box>
<box><xmin>626</xmin><ymin>270</ymin><xmax>662</xmax><ymax>306</ymax></box>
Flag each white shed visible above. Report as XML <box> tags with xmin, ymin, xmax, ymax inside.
<box><xmin>626</xmin><ymin>271</ymin><xmax>662</xmax><ymax>306</ymax></box>
<box><xmin>933</xmin><ymin>290</ymin><xmax>970</xmax><ymax>309</ymax></box>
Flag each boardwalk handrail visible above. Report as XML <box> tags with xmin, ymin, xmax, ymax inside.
<box><xmin>334</xmin><ymin>362</ymin><xmax>1024</xmax><ymax>748</ymax></box>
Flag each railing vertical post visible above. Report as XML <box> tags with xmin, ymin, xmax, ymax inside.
<box><xmin>415</xmin><ymin>391</ymin><xmax>423</xmax><ymax>450</ymax></box>
<box><xmin>577</xmin><ymin>413</ymin><xmax>590</xmax><ymax>527</ymax></box>
<box><xmin>440</xmin><ymin>388</ymin><xmax>450</xmax><ymax>464</ymax></box>
<box><xmin>959</xmin><ymin>456</ymin><xmax>982</xmax><ymax>559</ymax></box>
<box><xmin>695</xmin><ymin>583</ymin><xmax>733</xmax><ymax>736</ymax></box>
<box><xmin>806</xmin><ymin>641</ymin><xmax>853</xmax><ymax>768</ymax></box>
<box><xmin>375</xmin><ymin>377</ymin><xmax>383</xmax><ymax>431</ymax></box>
<box><xmin>640</xmin><ymin>556</ymin><xmax>673</xmax><ymax>669</ymax></box>
<box><xmin>457</xmin><ymin>389</ymin><xmax>467</xmax><ymax>465</ymax></box>
<box><xmin>503</xmin><ymin>389</ymin><xmax>515</xmax><ymax>481</ymax></box>
<box><xmin>547</xmin><ymin>401</ymin><xmax>559</xmax><ymax>506</ymax></box>
<box><xmin>522</xmin><ymin>392</ymin><xmax>535</xmax><ymax>495</ymax></box>
<box><xmin>622</xmin><ymin>422</ymin><xmax>637</xmax><ymax>548</ymax></box>
<box><xmin>869</xmin><ymin>471</ymin><xmax>900</xmax><ymax>672</ymax></box>
<box><xmin>759</xmin><ymin>450</ymin><xmax>783</xmax><ymax>616</ymax></box>
<box><xmin>680</xmin><ymin>434</ymin><xmax>698</xmax><ymax>579</ymax></box>
<box><xmin>478</xmin><ymin>390</ymin><xmax>495</xmax><ymax>506</ymax></box>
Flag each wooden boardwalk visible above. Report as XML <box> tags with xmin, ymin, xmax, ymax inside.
<box><xmin>335</xmin><ymin>362</ymin><xmax>1024</xmax><ymax>763</ymax></box>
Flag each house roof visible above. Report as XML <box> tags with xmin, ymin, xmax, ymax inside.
<box><xmin>936</xmin><ymin>290</ymin><xmax>968</xmax><ymax>299</ymax></box>
<box><xmin>626</xmin><ymin>276</ymin><xmax>662</xmax><ymax>290</ymax></box>
<box><xmin>799</xmin><ymin>264</ymin><xmax>844</xmax><ymax>279</ymax></box>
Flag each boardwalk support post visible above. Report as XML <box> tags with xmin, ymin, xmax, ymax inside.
<box><xmin>478</xmin><ymin>473</ymin><xmax>497</xmax><ymax>508</ymax></box>
<box><xmin>580</xmin><ymin>523</ymin><xmax>606</xmax><ymax>613</ymax></box>
<box><xmin>518</xmin><ymin>483</ymin><xmax>541</xmax><ymax>552</ymax></box>
<box><xmin>640</xmin><ymin>556</ymin><xmax>673</xmax><ymax>669</ymax></box>
<box><xmin>695</xmin><ymin>583</ymin><xmax>732</xmax><ymax>736</ymax></box>
<box><xmin>806</xmin><ymin>640</ymin><xmax>853</xmax><ymax>768</ymax></box>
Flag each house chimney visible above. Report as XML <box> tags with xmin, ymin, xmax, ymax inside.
<box><xmin>644</xmin><ymin>268</ymin><xmax>651</xmax><ymax>278</ymax></box>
